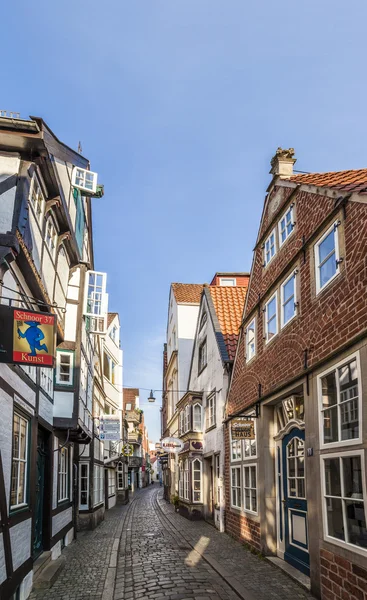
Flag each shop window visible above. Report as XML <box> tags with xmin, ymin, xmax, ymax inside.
<box><xmin>231</xmin><ymin>466</ymin><xmax>241</xmax><ymax>508</ymax></box>
<box><xmin>192</xmin><ymin>459</ymin><xmax>202</xmax><ymax>503</ymax></box>
<box><xmin>243</xmin><ymin>465</ymin><xmax>257</xmax><ymax>513</ymax></box>
<box><xmin>79</xmin><ymin>463</ymin><xmax>89</xmax><ymax>509</ymax></box>
<box><xmin>319</xmin><ymin>355</ymin><xmax>360</xmax><ymax>447</ymax></box>
<box><xmin>322</xmin><ymin>452</ymin><xmax>367</xmax><ymax>552</ymax></box>
<box><xmin>108</xmin><ymin>469</ymin><xmax>115</xmax><ymax>497</ymax></box>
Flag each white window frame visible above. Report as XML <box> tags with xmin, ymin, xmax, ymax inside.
<box><xmin>184</xmin><ymin>459</ymin><xmax>189</xmax><ymax>500</ymax></box>
<box><xmin>198</xmin><ymin>338</ymin><xmax>207</xmax><ymax>372</ymax></box>
<box><xmin>56</xmin><ymin>351</ymin><xmax>74</xmax><ymax>385</ymax></box>
<box><xmin>280</xmin><ymin>272</ymin><xmax>297</xmax><ymax>329</ymax></box>
<box><xmin>79</xmin><ymin>462</ymin><xmax>89</xmax><ymax>510</ymax></box>
<box><xmin>243</xmin><ymin>417</ymin><xmax>257</xmax><ymax>459</ymax></box>
<box><xmin>193</xmin><ymin>403</ymin><xmax>202</xmax><ymax>432</ymax></box>
<box><xmin>264</xmin><ymin>228</ymin><xmax>277</xmax><ymax>267</ymax></box>
<box><xmin>318</xmin><ymin>352</ymin><xmax>362</xmax><ymax>450</ymax></box>
<box><xmin>192</xmin><ymin>459</ymin><xmax>202</xmax><ymax>503</ymax></box>
<box><xmin>243</xmin><ymin>464</ymin><xmax>258</xmax><ymax>515</ymax></box>
<box><xmin>245</xmin><ymin>318</ymin><xmax>256</xmax><ymax>362</ymax></box>
<box><xmin>58</xmin><ymin>447</ymin><xmax>69</xmax><ymax>503</ymax></box>
<box><xmin>45</xmin><ymin>215</ymin><xmax>57</xmax><ymax>260</ymax></box>
<box><xmin>320</xmin><ymin>450</ymin><xmax>367</xmax><ymax>557</ymax></box>
<box><xmin>206</xmin><ymin>393</ymin><xmax>216</xmax><ymax>429</ymax></box>
<box><xmin>278</xmin><ymin>205</ymin><xmax>294</xmax><ymax>247</ymax></box>
<box><xmin>179</xmin><ymin>410</ymin><xmax>184</xmax><ymax>435</ymax></box>
<box><xmin>72</xmin><ymin>167</ymin><xmax>98</xmax><ymax>194</ymax></box>
<box><xmin>83</xmin><ymin>271</ymin><xmax>108</xmax><ymax>333</ymax></box>
<box><xmin>29</xmin><ymin>173</ymin><xmax>45</xmax><ymax>223</ymax></box>
<box><xmin>265</xmin><ymin>291</ymin><xmax>278</xmax><ymax>344</ymax></box>
<box><xmin>219</xmin><ymin>278</ymin><xmax>236</xmax><ymax>286</ymax></box>
<box><xmin>117</xmin><ymin>462</ymin><xmax>124</xmax><ymax>490</ymax></box>
<box><xmin>93</xmin><ymin>464</ymin><xmax>104</xmax><ymax>506</ymax></box>
<box><xmin>230</xmin><ymin>428</ymin><xmax>242</xmax><ymax>462</ymax></box>
<box><xmin>179</xmin><ymin>462</ymin><xmax>184</xmax><ymax>499</ymax></box>
<box><xmin>10</xmin><ymin>412</ymin><xmax>29</xmax><ymax>510</ymax></box>
<box><xmin>314</xmin><ymin>222</ymin><xmax>340</xmax><ymax>295</ymax></box>
<box><xmin>108</xmin><ymin>469</ymin><xmax>116</xmax><ymax>497</ymax></box>
<box><xmin>184</xmin><ymin>405</ymin><xmax>191</xmax><ymax>433</ymax></box>
<box><xmin>231</xmin><ymin>466</ymin><xmax>241</xmax><ymax>509</ymax></box>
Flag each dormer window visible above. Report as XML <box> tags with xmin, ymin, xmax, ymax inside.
<box><xmin>264</xmin><ymin>229</ymin><xmax>276</xmax><ymax>266</ymax></box>
<box><xmin>219</xmin><ymin>278</ymin><xmax>236</xmax><ymax>286</ymax></box>
<box><xmin>72</xmin><ymin>167</ymin><xmax>98</xmax><ymax>194</ymax></box>
<box><xmin>278</xmin><ymin>205</ymin><xmax>294</xmax><ymax>247</ymax></box>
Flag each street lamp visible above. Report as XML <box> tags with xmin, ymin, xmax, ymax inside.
<box><xmin>148</xmin><ymin>389</ymin><xmax>156</xmax><ymax>403</ymax></box>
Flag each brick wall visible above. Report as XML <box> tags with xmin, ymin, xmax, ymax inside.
<box><xmin>227</xmin><ymin>189</ymin><xmax>367</xmax><ymax>416</ymax></box>
<box><xmin>320</xmin><ymin>548</ymin><xmax>367</xmax><ymax>600</ymax></box>
<box><xmin>225</xmin><ymin>507</ymin><xmax>261</xmax><ymax>551</ymax></box>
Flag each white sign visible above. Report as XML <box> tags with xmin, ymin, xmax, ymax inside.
<box><xmin>99</xmin><ymin>415</ymin><xmax>121</xmax><ymax>441</ymax></box>
<box><xmin>161</xmin><ymin>437</ymin><xmax>184</xmax><ymax>454</ymax></box>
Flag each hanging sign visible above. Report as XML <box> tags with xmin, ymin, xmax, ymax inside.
<box><xmin>122</xmin><ymin>443</ymin><xmax>133</xmax><ymax>456</ymax></box>
<box><xmin>99</xmin><ymin>415</ymin><xmax>121</xmax><ymax>441</ymax></box>
<box><xmin>231</xmin><ymin>418</ymin><xmax>255</xmax><ymax>439</ymax></box>
<box><xmin>0</xmin><ymin>306</ymin><xmax>56</xmax><ymax>367</ymax></box>
<box><xmin>161</xmin><ymin>437</ymin><xmax>184</xmax><ymax>454</ymax></box>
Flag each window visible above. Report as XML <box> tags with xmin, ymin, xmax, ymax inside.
<box><xmin>179</xmin><ymin>462</ymin><xmax>184</xmax><ymax>498</ymax></box>
<box><xmin>264</xmin><ymin>229</ymin><xmax>276</xmax><ymax>266</ymax></box>
<box><xmin>215</xmin><ymin>454</ymin><xmax>220</xmax><ymax>506</ymax></box>
<box><xmin>179</xmin><ymin>410</ymin><xmax>185</xmax><ymax>435</ymax></box>
<box><xmin>206</xmin><ymin>393</ymin><xmax>216</xmax><ymax>429</ymax></box>
<box><xmin>192</xmin><ymin>459</ymin><xmax>202</xmax><ymax>503</ymax></box>
<box><xmin>231</xmin><ymin>467</ymin><xmax>241</xmax><ymax>508</ymax></box>
<box><xmin>184</xmin><ymin>405</ymin><xmax>191</xmax><ymax>433</ymax></box>
<box><xmin>79</xmin><ymin>463</ymin><xmax>89</xmax><ymax>509</ymax></box>
<box><xmin>184</xmin><ymin>460</ymin><xmax>189</xmax><ymax>500</ymax></box>
<box><xmin>108</xmin><ymin>470</ymin><xmax>115</xmax><ymax>497</ymax></box>
<box><xmin>125</xmin><ymin>403</ymin><xmax>132</xmax><ymax>411</ymax></box>
<box><xmin>320</xmin><ymin>356</ymin><xmax>360</xmax><ymax>447</ymax></box>
<box><xmin>244</xmin><ymin>465</ymin><xmax>257</xmax><ymax>513</ymax></box>
<box><xmin>198</xmin><ymin>338</ymin><xmax>207</xmax><ymax>372</ymax></box>
<box><xmin>84</xmin><ymin>271</ymin><xmax>107</xmax><ymax>333</ymax></box>
<box><xmin>276</xmin><ymin>396</ymin><xmax>305</xmax><ymax>431</ymax></box>
<box><xmin>72</xmin><ymin>167</ymin><xmax>98</xmax><ymax>194</ymax></box>
<box><xmin>199</xmin><ymin>312</ymin><xmax>207</xmax><ymax>330</ymax></box>
<box><xmin>287</xmin><ymin>437</ymin><xmax>305</xmax><ymax>499</ymax></box>
<box><xmin>104</xmin><ymin>353</ymin><xmax>117</xmax><ymax>384</ymax></box>
<box><xmin>246</xmin><ymin>319</ymin><xmax>256</xmax><ymax>361</ymax></box>
<box><xmin>56</xmin><ymin>351</ymin><xmax>74</xmax><ymax>385</ymax></box>
<box><xmin>45</xmin><ymin>216</ymin><xmax>57</xmax><ymax>258</ymax></box>
<box><xmin>29</xmin><ymin>175</ymin><xmax>45</xmax><ymax>222</ymax></box>
<box><xmin>109</xmin><ymin>325</ymin><xmax>118</xmax><ymax>344</ymax></box>
<box><xmin>244</xmin><ymin>434</ymin><xmax>256</xmax><ymax>458</ymax></box>
<box><xmin>193</xmin><ymin>403</ymin><xmax>202</xmax><ymax>432</ymax></box>
<box><xmin>278</xmin><ymin>205</ymin><xmax>294</xmax><ymax>246</ymax></box>
<box><xmin>231</xmin><ymin>438</ymin><xmax>242</xmax><ymax>461</ymax></box>
<box><xmin>40</xmin><ymin>366</ymin><xmax>53</xmax><ymax>397</ymax></box>
<box><xmin>219</xmin><ymin>278</ymin><xmax>236</xmax><ymax>286</ymax></box>
<box><xmin>322</xmin><ymin>452</ymin><xmax>366</xmax><ymax>552</ymax></box>
<box><xmin>11</xmin><ymin>413</ymin><xmax>29</xmax><ymax>509</ymax></box>
<box><xmin>265</xmin><ymin>292</ymin><xmax>278</xmax><ymax>343</ymax></box>
<box><xmin>93</xmin><ymin>465</ymin><xmax>104</xmax><ymax>506</ymax></box>
<box><xmin>315</xmin><ymin>223</ymin><xmax>340</xmax><ymax>294</ymax></box>
<box><xmin>58</xmin><ymin>447</ymin><xmax>69</xmax><ymax>502</ymax></box>
<box><xmin>281</xmin><ymin>273</ymin><xmax>296</xmax><ymax>328</ymax></box>
<box><xmin>117</xmin><ymin>462</ymin><xmax>124</xmax><ymax>490</ymax></box>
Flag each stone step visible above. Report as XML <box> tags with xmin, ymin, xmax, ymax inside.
<box><xmin>32</xmin><ymin>556</ymin><xmax>65</xmax><ymax>589</ymax></box>
<box><xmin>32</xmin><ymin>551</ymin><xmax>51</xmax><ymax>581</ymax></box>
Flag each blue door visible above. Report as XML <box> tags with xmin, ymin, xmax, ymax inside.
<box><xmin>282</xmin><ymin>428</ymin><xmax>309</xmax><ymax>576</ymax></box>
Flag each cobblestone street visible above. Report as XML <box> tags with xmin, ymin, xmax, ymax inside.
<box><xmin>30</xmin><ymin>486</ymin><xmax>316</xmax><ymax>600</ymax></box>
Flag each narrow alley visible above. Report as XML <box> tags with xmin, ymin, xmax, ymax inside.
<box><xmin>30</xmin><ymin>486</ymin><xmax>315</xmax><ymax>600</ymax></box>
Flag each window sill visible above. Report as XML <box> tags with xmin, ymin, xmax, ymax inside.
<box><xmin>320</xmin><ymin>438</ymin><xmax>362</xmax><ymax>451</ymax></box>
<box><xmin>205</xmin><ymin>424</ymin><xmax>217</xmax><ymax>433</ymax></box>
<box><xmin>315</xmin><ymin>270</ymin><xmax>341</xmax><ymax>297</ymax></box>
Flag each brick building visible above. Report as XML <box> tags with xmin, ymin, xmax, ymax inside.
<box><xmin>225</xmin><ymin>149</ymin><xmax>367</xmax><ymax>599</ymax></box>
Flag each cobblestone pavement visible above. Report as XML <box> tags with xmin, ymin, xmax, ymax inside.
<box><xmin>30</xmin><ymin>486</ymin><xmax>316</xmax><ymax>600</ymax></box>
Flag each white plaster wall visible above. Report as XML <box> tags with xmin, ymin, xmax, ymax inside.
<box><xmin>63</xmin><ymin>302</ymin><xmax>77</xmax><ymax>342</ymax></box>
<box><xmin>0</xmin><ymin>532</ymin><xmax>6</xmax><ymax>585</ymax></box>
<box><xmin>166</xmin><ymin>292</ymin><xmax>178</xmax><ymax>365</ymax></box>
<box><xmin>21</xmin><ymin>569</ymin><xmax>33</xmax><ymax>600</ymax></box>
<box><xmin>10</xmin><ymin>519</ymin><xmax>31</xmax><ymax>571</ymax></box>
<box><xmin>0</xmin><ymin>155</ymin><xmax>20</xmax><ymax>233</ymax></box>
<box><xmin>51</xmin><ymin>540</ymin><xmax>62</xmax><ymax>560</ymax></box>
<box><xmin>41</xmin><ymin>248</ymin><xmax>55</xmax><ymax>300</ymax></box>
<box><xmin>53</xmin><ymin>391</ymin><xmax>73</xmax><ymax>419</ymax></box>
<box><xmin>108</xmin><ymin>495</ymin><xmax>116</xmax><ymax>509</ymax></box>
<box><xmin>0</xmin><ymin>364</ymin><xmax>36</xmax><ymax>408</ymax></box>
<box><xmin>64</xmin><ymin>527</ymin><xmax>74</xmax><ymax>546</ymax></box>
<box><xmin>177</xmin><ymin>304</ymin><xmax>200</xmax><ymax>397</ymax></box>
<box><xmin>28</xmin><ymin>209</ymin><xmax>42</xmax><ymax>274</ymax></box>
<box><xmin>52</xmin><ymin>507</ymin><xmax>72</xmax><ymax>537</ymax></box>
<box><xmin>39</xmin><ymin>391</ymin><xmax>53</xmax><ymax>424</ymax></box>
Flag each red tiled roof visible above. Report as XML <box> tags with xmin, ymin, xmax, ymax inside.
<box><xmin>107</xmin><ymin>312</ymin><xmax>118</xmax><ymax>328</ymax></box>
<box><xmin>171</xmin><ymin>283</ymin><xmax>203</xmax><ymax>304</ymax></box>
<box><xmin>209</xmin><ymin>286</ymin><xmax>248</xmax><ymax>361</ymax></box>
<box><xmin>288</xmin><ymin>169</ymin><xmax>367</xmax><ymax>193</ymax></box>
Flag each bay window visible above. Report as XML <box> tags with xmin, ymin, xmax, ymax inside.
<box><xmin>184</xmin><ymin>460</ymin><xmax>189</xmax><ymax>500</ymax></box>
<box><xmin>193</xmin><ymin>403</ymin><xmax>202</xmax><ymax>432</ymax></box>
<box><xmin>192</xmin><ymin>459</ymin><xmax>202</xmax><ymax>503</ymax></box>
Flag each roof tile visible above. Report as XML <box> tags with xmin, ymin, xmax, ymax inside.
<box><xmin>172</xmin><ymin>283</ymin><xmax>204</xmax><ymax>304</ymax></box>
<box><xmin>288</xmin><ymin>168</ymin><xmax>367</xmax><ymax>193</ymax></box>
<box><xmin>209</xmin><ymin>286</ymin><xmax>248</xmax><ymax>361</ymax></box>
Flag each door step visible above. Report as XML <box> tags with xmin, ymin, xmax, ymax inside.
<box><xmin>32</xmin><ymin>556</ymin><xmax>65</xmax><ymax>589</ymax></box>
<box><xmin>32</xmin><ymin>551</ymin><xmax>51</xmax><ymax>582</ymax></box>
<box><xmin>266</xmin><ymin>556</ymin><xmax>311</xmax><ymax>591</ymax></box>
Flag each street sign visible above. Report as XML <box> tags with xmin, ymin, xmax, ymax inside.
<box><xmin>231</xmin><ymin>418</ymin><xmax>255</xmax><ymax>440</ymax></box>
<box><xmin>99</xmin><ymin>415</ymin><xmax>121</xmax><ymax>441</ymax></box>
<box><xmin>0</xmin><ymin>306</ymin><xmax>57</xmax><ymax>367</ymax></box>
<box><xmin>161</xmin><ymin>437</ymin><xmax>184</xmax><ymax>454</ymax></box>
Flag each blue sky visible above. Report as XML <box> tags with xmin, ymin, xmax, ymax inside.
<box><xmin>2</xmin><ymin>1</ymin><xmax>366</xmax><ymax>440</ymax></box>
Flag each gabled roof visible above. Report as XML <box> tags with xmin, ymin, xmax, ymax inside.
<box><xmin>107</xmin><ymin>312</ymin><xmax>118</xmax><ymax>328</ymax></box>
<box><xmin>171</xmin><ymin>283</ymin><xmax>203</xmax><ymax>304</ymax></box>
<box><xmin>208</xmin><ymin>286</ymin><xmax>248</xmax><ymax>361</ymax></box>
<box><xmin>287</xmin><ymin>169</ymin><xmax>367</xmax><ymax>193</ymax></box>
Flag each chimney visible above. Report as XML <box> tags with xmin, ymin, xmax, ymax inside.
<box><xmin>270</xmin><ymin>148</ymin><xmax>296</xmax><ymax>178</ymax></box>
